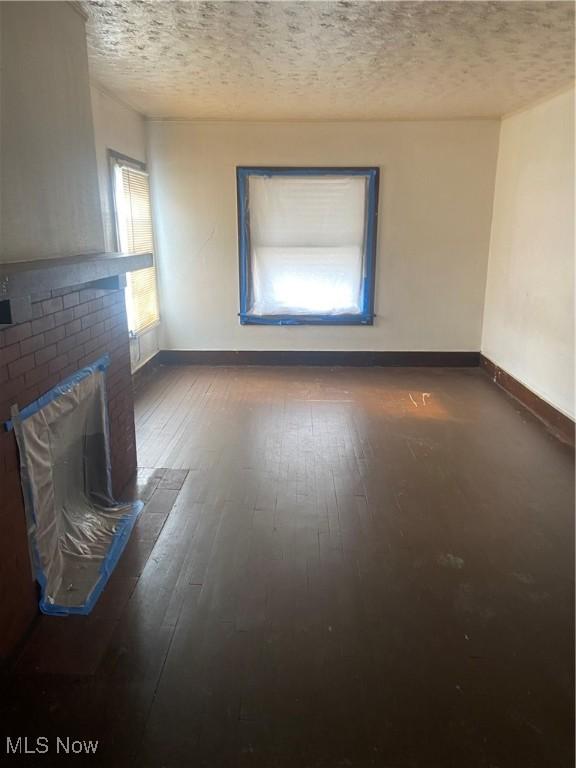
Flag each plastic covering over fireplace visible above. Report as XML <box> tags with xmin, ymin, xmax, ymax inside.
<box><xmin>6</xmin><ymin>355</ymin><xmax>142</xmax><ymax>615</ymax></box>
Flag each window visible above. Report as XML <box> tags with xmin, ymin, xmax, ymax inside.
<box><xmin>109</xmin><ymin>151</ymin><xmax>160</xmax><ymax>336</ymax></box>
<box><xmin>237</xmin><ymin>167</ymin><xmax>379</xmax><ymax>325</ymax></box>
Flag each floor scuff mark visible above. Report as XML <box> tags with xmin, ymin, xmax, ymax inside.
<box><xmin>438</xmin><ymin>553</ymin><xmax>465</xmax><ymax>569</ymax></box>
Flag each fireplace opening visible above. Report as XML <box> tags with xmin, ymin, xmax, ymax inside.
<box><xmin>6</xmin><ymin>354</ymin><xmax>142</xmax><ymax>615</ymax></box>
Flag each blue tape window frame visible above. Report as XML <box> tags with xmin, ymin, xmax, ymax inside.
<box><xmin>237</xmin><ymin>167</ymin><xmax>379</xmax><ymax>326</ymax></box>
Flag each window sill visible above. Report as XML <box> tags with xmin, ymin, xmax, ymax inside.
<box><xmin>239</xmin><ymin>313</ymin><xmax>374</xmax><ymax>326</ymax></box>
<box><xmin>129</xmin><ymin>319</ymin><xmax>161</xmax><ymax>339</ymax></box>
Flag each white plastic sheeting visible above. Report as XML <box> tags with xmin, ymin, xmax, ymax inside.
<box><xmin>247</xmin><ymin>174</ymin><xmax>368</xmax><ymax>316</ymax></box>
<box><xmin>9</xmin><ymin>356</ymin><xmax>142</xmax><ymax>615</ymax></box>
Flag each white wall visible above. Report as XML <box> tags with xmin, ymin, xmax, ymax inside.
<box><xmin>90</xmin><ymin>85</ymin><xmax>160</xmax><ymax>370</ymax></box>
<box><xmin>1</xmin><ymin>2</ymin><xmax>104</xmax><ymax>262</ymax></box>
<box><xmin>90</xmin><ymin>85</ymin><xmax>147</xmax><ymax>251</ymax></box>
<box><xmin>482</xmin><ymin>88</ymin><xmax>575</xmax><ymax>419</ymax></box>
<box><xmin>147</xmin><ymin>120</ymin><xmax>499</xmax><ymax>352</ymax></box>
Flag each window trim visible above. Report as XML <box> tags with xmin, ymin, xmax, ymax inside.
<box><xmin>236</xmin><ymin>166</ymin><xmax>379</xmax><ymax>326</ymax></box>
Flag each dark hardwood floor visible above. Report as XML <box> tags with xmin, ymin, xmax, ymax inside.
<box><xmin>2</xmin><ymin>365</ymin><xmax>574</xmax><ymax>767</ymax></box>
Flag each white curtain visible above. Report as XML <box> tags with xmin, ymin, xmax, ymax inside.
<box><xmin>248</xmin><ymin>175</ymin><xmax>367</xmax><ymax>315</ymax></box>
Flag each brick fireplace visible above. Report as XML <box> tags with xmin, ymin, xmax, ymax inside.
<box><xmin>0</xmin><ymin>280</ymin><xmax>138</xmax><ymax>660</ymax></box>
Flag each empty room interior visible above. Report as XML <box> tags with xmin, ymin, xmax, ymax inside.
<box><xmin>0</xmin><ymin>1</ymin><xmax>575</xmax><ymax>766</ymax></box>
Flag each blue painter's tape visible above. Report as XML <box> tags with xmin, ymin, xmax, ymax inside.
<box><xmin>236</xmin><ymin>167</ymin><xmax>379</xmax><ymax>326</ymax></box>
<box><xmin>7</xmin><ymin>353</ymin><xmax>143</xmax><ymax>616</ymax></box>
<box><xmin>239</xmin><ymin>313</ymin><xmax>374</xmax><ymax>326</ymax></box>
<box><xmin>237</xmin><ymin>166</ymin><xmax>379</xmax><ymax>177</ymax></box>
<box><xmin>4</xmin><ymin>354</ymin><xmax>111</xmax><ymax>432</ymax></box>
<box><xmin>39</xmin><ymin>499</ymin><xmax>144</xmax><ymax>616</ymax></box>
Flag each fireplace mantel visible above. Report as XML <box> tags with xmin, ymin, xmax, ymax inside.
<box><xmin>0</xmin><ymin>252</ymin><xmax>152</xmax><ymax>326</ymax></box>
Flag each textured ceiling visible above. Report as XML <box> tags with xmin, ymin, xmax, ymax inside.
<box><xmin>84</xmin><ymin>1</ymin><xmax>575</xmax><ymax>120</ymax></box>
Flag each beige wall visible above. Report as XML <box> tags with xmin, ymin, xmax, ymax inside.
<box><xmin>1</xmin><ymin>2</ymin><xmax>104</xmax><ymax>262</ymax></box>
<box><xmin>90</xmin><ymin>85</ymin><xmax>160</xmax><ymax>370</ymax></box>
<box><xmin>147</xmin><ymin>120</ymin><xmax>499</xmax><ymax>351</ymax></box>
<box><xmin>482</xmin><ymin>88</ymin><xmax>575</xmax><ymax>418</ymax></box>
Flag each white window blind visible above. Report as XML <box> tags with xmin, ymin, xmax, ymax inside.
<box><xmin>113</xmin><ymin>161</ymin><xmax>159</xmax><ymax>335</ymax></box>
<box><xmin>248</xmin><ymin>175</ymin><xmax>367</xmax><ymax>315</ymax></box>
